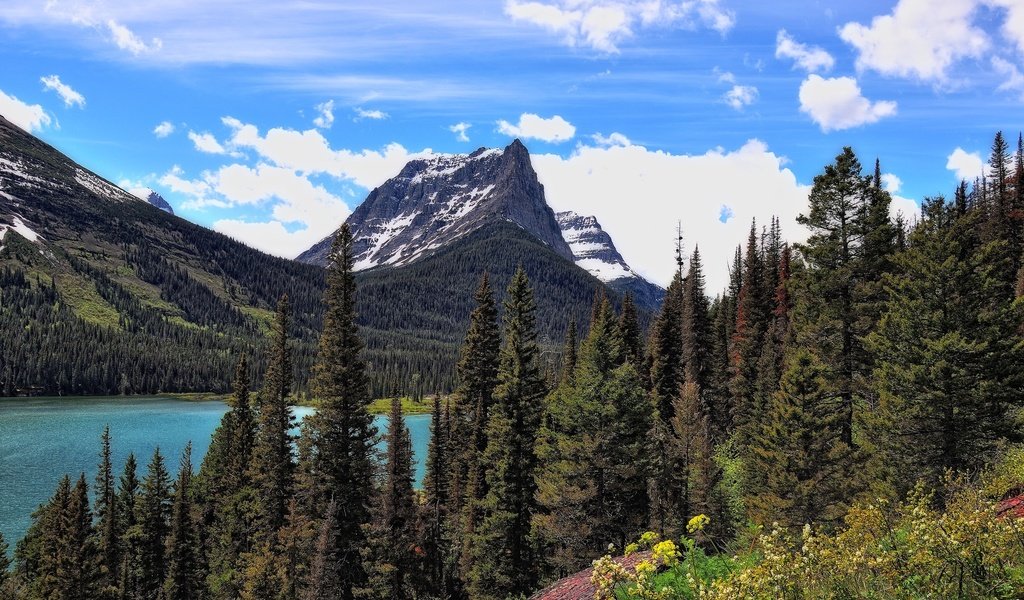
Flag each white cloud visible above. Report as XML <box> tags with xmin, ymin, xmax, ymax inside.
<box><xmin>117</xmin><ymin>178</ymin><xmax>153</xmax><ymax>201</ymax></box>
<box><xmin>160</xmin><ymin>162</ymin><xmax>350</xmax><ymax>258</ymax></box>
<box><xmin>313</xmin><ymin>100</ymin><xmax>335</xmax><ymax>128</ymax></box>
<box><xmin>946</xmin><ymin>147</ymin><xmax>986</xmax><ymax>181</ymax></box>
<box><xmin>188</xmin><ymin>131</ymin><xmax>228</xmax><ymax>154</ymax></box>
<box><xmin>105</xmin><ymin>19</ymin><xmax>162</xmax><ymax>55</ymax></box>
<box><xmin>992</xmin><ymin>56</ymin><xmax>1024</xmax><ymax>98</ymax></box>
<box><xmin>504</xmin><ymin>0</ymin><xmax>734</xmax><ymax>53</ymax></box>
<box><xmin>449</xmin><ymin>122</ymin><xmax>471</xmax><ymax>142</ymax></box>
<box><xmin>723</xmin><ymin>84</ymin><xmax>758</xmax><ymax>110</ymax></box>
<box><xmin>798</xmin><ymin>75</ymin><xmax>897</xmax><ymax>132</ymax></box>
<box><xmin>880</xmin><ymin>172</ymin><xmax>902</xmax><ymax>193</ymax></box>
<box><xmin>591</xmin><ymin>131</ymin><xmax>631</xmax><ymax>147</ymax></box>
<box><xmin>838</xmin><ymin>0</ymin><xmax>988</xmax><ymax>82</ymax></box>
<box><xmin>0</xmin><ymin>89</ymin><xmax>51</xmax><ymax>132</ymax></box>
<box><xmin>497</xmin><ymin>113</ymin><xmax>576</xmax><ymax>143</ymax></box>
<box><xmin>40</xmin><ymin>75</ymin><xmax>85</xmax><ymax>108</ymax></box>
<box><xmin>531</xmin><ymin>138</ymin><xmax>812</xmax><ymax>290</ymax></box>
<box><xmin>775</xmin><ymin>30</ymin><xmax>834</xmax><ymax>73</ymax></box>
<box><xmin>354</xmin><ymin>107</ymin><xmax>389</xmax><ymax>121</ymax></box>
<box><xmin>222</xmin><ymin>117</ymin><xmax>432</xmax><ymax>189</ymax></box>
<box><xmin>153</xmin><ymin>121</ymin><xmax>175</xmax><ymax>138</ymax></box>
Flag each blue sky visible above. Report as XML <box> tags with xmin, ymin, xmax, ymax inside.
<box><xmin>1</xmin><ymin>0</ymin><xmax>1022</xmax><ymax>289</ymax></box>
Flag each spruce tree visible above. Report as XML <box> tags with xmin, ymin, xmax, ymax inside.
<box><xmin>202</xmin><ymin>354</ymin><xmax>256</xmax><ymax>599</ymax></box>
<box><xmin>560</xmin><ymin>317</ymin><xmax>578</xmax><ymax>387</ymax></box>
<box><xmin>730</xmin><ymin>220</ymin><xmax>770</xmax><ymax>449</ymax></box>
<box><xmin>134</xmin><ymin>449</ymin><xmax>172</xmax><ymax>599</ymax></box>
<box><xmin>749</xmin><ymin>350</ymin><xmax>853</xmax><ymax>530</ymax></box>
<box><xmin>649</xmin><ymin>271</ymin><xmax>684</xmax><ymax>422</ymax></box>
<box><xmin>448</xmin><ymin>273</ymin><xmax>500</xmax><ymax>521</ymax></box>
<box><xmin>364</xmin><ymin>398</ymin><xmax>418</xmax><ymax>599</ymax></box>
<box><xmin>305</xmin><ymin>500</ymin><xmax>341</xmax><ymax>600</ymax></box>
<box><xmin>163</xmin><ymin>444</ymin><xmax>201</xmax><ymax>600</ymax></box>
<box><xmin>867</xmin><ymin>197</ymin><xmax>1024</xmax><ymax>497</ymax></box>
<box><xmin>794</xmin><ymin>147</ymin><xmax>881</xmax><ymax>447</ymax></box>
<box><xmin>467</xmin><ymin>266</ymin><xmax>546</xmax><ymax>599</ymax></box>
<box><xmin>95</xmin><ymin>425</ymin><xmax>120</xmax><ymax>594</ymax></box>
<box><xmin>115</xmin><ymin>453</ymin><xmax>140</xmax><ymax>598</ymax></box>
<box><xmin>250</xmin><ymin>295</ymin><xmax>296</xmax><ymax>539</ymax></box>
<box><xmin>302</xmin><ymin>223</ymin><xmax>376</xmax><ymax>600</ymax></box>
<box><xmin>420</xmin><ymin>395</ymin><xmax>449</xmax><ymax>597</ymax></box>
<box><xmin>618</xmin><ymin>294</ymin><xmax>645</xmax><ymax>372</ymax></box>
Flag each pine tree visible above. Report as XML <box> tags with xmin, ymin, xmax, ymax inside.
<box><xmin>448</xmin><ymin>273</ymin><xmax>500</xmax><ymax>521</ymax></box>
<box><xmin>250</xmin><ymin>295</ymin><xmax>296</xmax><ymax>540</ymax></box>
<box><xmin>682</xmin><ymin>247</ymin><xmax>713</xmax><ymax>392</ymax></box>
<box><xmin>202</xmin><ymin>354</ymin><xmax>256</xmax><ymax>599</ymax></box>
<box><xmin>301</xmin><ymin>223</ymin><xmax>376</xmax><ymax>600</ymax></box>
<box><xmin>95</xmin><ymin>425</ymin><xmax>120</xmax><ymax>594</ymax></box>
<box><xmin>560</xmin><ymin>317</ymin><xmax>578</xmax><ymax>387</ymax></box>
<box><xmin>364</xmin><ymin>398</ymin><xmax>418</xmax><ymax>600</ymax></box>
<box><xmin>618</xmin><ymin>294</ymin><xmax>645</xmax><ymax>372</ymax></box>
<box><xmin>467</xmin><ymin>266</ymin><xmax>546</xmax><ymax>599</ymax></box>
<box><xmin>115</xmin><ymin>453</ymin><xmax>140</xmax><ymax>599</ymax></box>
<box><xmin>672</xmin><ymin>383</ymin><xmax>724</xmax><ymax>544</ymax></box>
<box><xmin>753</xmin><ymin>244</ymin><xmax>793</xmax><ymax>429</ymax></box>
<box><xmin>66</xmin><ymin>475</ymin><xmax>101</xmax><ymax>599</ymax></box>
<box><xmin>749</xmin><ymin>350</ymin><xmax>853</xmax><ymax>530</ymax></box>
<box><xmin>305</xmin><ymin>500</ymin><xmax>341</xmax><ymax>600</ymax></box>
<box><xmin>419</xmin><ymin>395</ymin><xmax>449</xmax><ymax>597</ymax></box>
<box><xmin>730</xmin><ymin>220</ymin><xmax>770</xmax><ymax>449</ymax></box>
<box><xmin>133</xmin><ymin>449</ymin><xmax>172</xmax><ymax>600</ymax></box>
<box><xmin>867</xmin><ymin>198</ymin><xmax>1024</xmax><ymax>497</ymax></box>
<box><xmin>794</xmin><ymin>147</ymin><xmax>879</xmax><ymax>447</ymax></box>
<box><xmin>163</xmin><ymin>444</ymin><xmax>201</xmax><ymax>600</ymax></box>
<box><xmin>649</xmin><ymin>271</ymin><xmax>684</xmax><ymax>422</ymax></box>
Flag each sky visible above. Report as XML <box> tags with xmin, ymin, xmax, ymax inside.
<box><xmin>1</xmin><ymin>0</ymin><xmax>1022</xmax><ymax>291</ymax></box>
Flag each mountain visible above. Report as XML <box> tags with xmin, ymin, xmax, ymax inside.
<box><xmin>555</xmin><ymin>210</ymin><xmax>665</xmax><ymax>308</ymax></box>
<box><xmin>298</xmin><ymin>140</ymin><xmax>573</xmax><ymax>268</ymax></box>
<box><xmin>145</xmin><ymin>190</ymin><xmax>174</xmax><ymax>214</ymax></box>
<box><xmin>0</xmin><ymin>118</ymin><xmax>639</xmax><ymax>398</ymax></box>
<box><xmin>0</xmin><ymin>114</ymin><xmax>327</xmax><ymax>397</ymax></box>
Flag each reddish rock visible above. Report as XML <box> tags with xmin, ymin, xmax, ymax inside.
<box><xmin>530</xmin><ymin>551</ymin><xmax>653</xmax><ymax>600</ymax></box>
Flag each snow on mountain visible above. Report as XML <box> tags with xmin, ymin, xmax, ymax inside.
<box><xmin>556</xmin><ymin>211</ymin><xmax>640</xmax><ymax>282</ymax></box>
<box><xmin>298</xmin><ymin>139</ymin><xmax>572</xmax><ymax>269</ymax></box>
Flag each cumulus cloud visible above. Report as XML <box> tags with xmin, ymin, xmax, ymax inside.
<box><xmin>992</xmin><ymin>56</ymin><xmax>1024</xmax><ymax>98</ymax></box>
<box><xmin>775</xmin><ymin>30</ymin><xmax>834</xmax><ymax>73</ymax></box>
<box><xmin>530</xmin><ymin>138</ymin><xmax>812</xmax><ymax>290</ymax></box>
<box><xmin>880</xmin><ymin>172</ymin><xmax>902</xmax><ymax>193</ymax></box>
<box><xmin>40</xmin><ymin>75</ymin><xmax>85</xmax><ymax>108</ymax></box>
<box><xmin>838</xmin><ymin>0</ymin><xmax>987</xmax><ymax>82</ymax></box>
<box><xmin>0</xmin><ymin>89</ymin><xmax>51</xmax><ymax>132</ymax></box>
<box><xmin>723</xmin><ymin>84</ymin><xmax>758</xmax><ymax>110</ymax></box>
<box><xmin>946</xmin><ymin>147</ymin><xmax>986</xmax><ymax>181</ymax></box>
<box><xmin>153</xmin><ymin>121</ymin><xmax>175</xmax><ymax>138</ymax></box>
<box><xmin>449</xmin><ymin>122</ymin><xmax>471</xmax><ymax>142</ymax></box>
<box><xmin>188</xmin><ymin>131</ymin><xmax>229</xmax><ymax>155</ymax></box>
<box><xmin>497</xmin><ymin>113</ymin><xmax>576</xmax><ymax>143</ymax></box>
<box><xmin>798</xmin><ymin>75</ymin><xmax>897</xmax><ymax>132</ymax></box>
<box><xmin>504</xmin><ymin>0</ymin><xmax>734</xmax><ymax>53</ymax></box>
<box><xmin>221</xmin><ymin>117</ymin><xmax>431</xmax><ymax>188</ymax></box>
<box><xmin>313</xmin><ymin>100</ymin><xmax>335</xmax><ymax>128</ymax></box>
<box><xmin>591</xmin><ymin>131</ymin><xmax>631</xmax><ymax>147</ymax></box>
<box><xmin>354</xmin><ymin>107</ymin><xmax>389</xmax><ymax>121</ymax></box>
<box><xmin>105</xmin><ymin>19</ymin><xmax>162</xmax><ymax>55</ymax></box>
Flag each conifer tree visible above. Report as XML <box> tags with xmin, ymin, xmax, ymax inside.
<box><xmin>0</xmin><ymin>531</ymin><xmax>9</xmax><ymax>595</ymax></box>
<box><xmin>128</xmin><ymin>448</ymin><xmax>172</xmax><ymax>600</ymax></box>
<box><xmin>649</xmin><ymin>271</ymin><xmax>684</xmax><ymax>421</ymax></box>
<box><xmin>448</xmin><ymin>273</ymin><xmax>500</xmax><ymax>523</ymax></box>
<box><xmin>305</xmin><ymin>500</ymin><xmax>341</xmax><ymax>600</ymax></box>
<box><xmin>867</xmin><ymin>198</ymin><xmax>1024</xmax><ymax>497</ymax></box>
<box><xmin>754</xmin><ymin>244</ymin><xmax>793</xmax><ymax>425</ymax></box>
<box><xmin>794</xmin><ymin>147</ymin><xmax>880</xmax><ymax>446</ymax></box>
<box><xmin>749</xmin><ymin>350</ymin><xmax>853</xmax><ymax>530</ymax></box>
<box><xmin>682</xmin><ymin>247</ymin><xmax>713</xmax><ymax>393</ymax></box>
<box><xmin>301</xmin><ymin>223</ymin><xmax>376</xmax><ymax>600</ymax></box>
<box><xmin>95</xmin><ymin>425</ymin><xmax>120</xmax><ymax>594</ymax></box>
<box><xmin>420</xmin><ymin>395</ymin><xmax>449</xmax><ymax>597</ymax></box>
<box><xmin>618</xmin><ymin>294</ymin><xmax>645</xmax><ymax>371</ymax></box>
<box><xmin>63</xmin><ymin>475</ymin><xmax>101</xmax><ymax>599</ymax></box>
<box><xmin>560</xmin><ymin>317</ymin><xmax>578</xmax><ymax>387</ymax></box>
<box><xmin>115</xmin><ymin>453</ymin><xmax>139</xmax><ymax>599</ymax></box>
<box><xmin>730</xmin><ymin>220</ymin><xmax>770</xmax><ymax>448</ymax></box>
<box><xmin>364</xmin><ymin>398</ymin><xmax>418</xmax><ymax>599</ymax></box>
<box><xmin>707</xmin><ymin>296</ymin><xmax>732</xmax><ymax>439</ymax></box>
<box><xmin>202</xmin><ymin>354</ymin><xmax>256</xmax><ymax>599</ymax></box>
<box><xmin>164</xmin><ymin>444</ymin><xmax>201</xmax><ymax>600</ymax></box>
<box><xmin>672</xmin><ymin>383</ymin><xmax>724</xmax><ymax>543</ymax></box>
<box><xmin>467</xmin><ymin>267</ymin><xmax>546</xmax><ymax>599</ymax></box>
<box><xmin>250</xmin><ymin>295</ymin><xmax>296</xmax><ymax>539</ymax></box>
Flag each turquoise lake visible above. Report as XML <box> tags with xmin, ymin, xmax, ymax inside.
<box><xmin>0</xmin><ymin>396</ymin><xmax>431</xmax><ymax>551</ymax></box>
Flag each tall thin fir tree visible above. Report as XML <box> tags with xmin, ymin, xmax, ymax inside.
<box><xmin>95</xmin><ymin>425</ymin><xmax>120</xmax><ymax>594</ymax></box>
<box><xmin>364</xmin><ymin>398</ymin><xmax>418</xmax><ymax>600</ymax></box>
<box><xmin>618</xmin><ymin>294</ymin><xmax>645</xmax><ymax>374</ymax></box>
<box><xmin>164</xmin><ymin>443</ymin><xmax>202</xmax><ymax>600</ymax></box>
<box><xmin>114</xmin><ymin>452</ymin><xmax>139</xmax><ymax>598</ymax></box>
<box><xmin>560</xmin><ymin>317</ymin><xmax>578</xmax><ymax>387</ymax></box>
<box><xmin>730</xmin><ymin>220</ymin><xmax>770</xmax><ymax>451</ymax></box>
<box><xmin>302</xmin><ymin>223</ymin><xmax>376</xmax><ymax>600</ymax></box>
<box><xmin>420</xmin><ymin>394</ymin><xmax>449</xmax><ymax>597</ymax></box>
<box><xmin>467</xmin><ymin>266</ymin><xmax>546</xmax><ymax>600</ymax></box>
<box><xmin>250</xmin><ymin>295</ymin><xmax>296</xmax><ymax>540</ymax></box>
<box><xmin>135</xmin><ymin>448</ymin><xmax>172</xmax><ymax>600</ymax></box>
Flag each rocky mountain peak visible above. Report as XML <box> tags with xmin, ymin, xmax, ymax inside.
<box><xmin>297</xmin><ymin>139</ymin><xmax>572</xmax><ymax>269</ymax></box>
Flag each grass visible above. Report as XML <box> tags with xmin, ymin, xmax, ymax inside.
<box><xmin>55</xmin><ymin>272</ymin><xmax>122</xmax><ymax>329</ymax></box>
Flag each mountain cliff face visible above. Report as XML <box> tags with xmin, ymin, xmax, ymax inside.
<box><xmin>556</xmin><ymin>210</ymin><xmax>665</xmax><ymax>308</ymax></box>
<box><xmin>145</xmin><ymin>190</ymin><xmax>174</xmax><ymax>214</ymax></box>
<box><xmin>297</xmin><ymin>139</ymin><xmax>573</xmax><ymax>268</ymax></box>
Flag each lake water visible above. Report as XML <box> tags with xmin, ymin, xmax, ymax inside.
<box><xmin>0</xmin><ymin>396</ymin><xmax>431</xmax><ymax>551</ymax></box>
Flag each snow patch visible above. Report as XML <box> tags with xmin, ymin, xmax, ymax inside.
<box><xmin>0</xmin><ymin>215</ymin><xmax>42</xmax><ymax>243</ymax></box>
<box><xmin>575</xmin><ymin>257</ymin><xmax>633</xmax><ymax>282</ymax></box>
<box><xmin>74</xmin><ymin>169</ymin><xmax>135</xmax><ymax>203</ymax></box>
